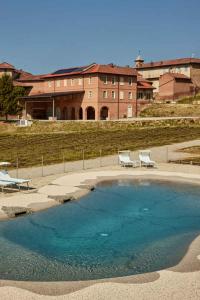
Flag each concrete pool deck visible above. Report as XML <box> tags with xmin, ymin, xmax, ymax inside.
<box><xmin>1</xmin><ymin>163</ymin><xmax>200</xmax><ymax>299</ymax></box>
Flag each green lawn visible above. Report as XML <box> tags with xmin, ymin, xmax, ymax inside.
<box><xmin>1</xmin><ymin>120</ymin><xmax>200</xmax><ymax>168</ymax></box>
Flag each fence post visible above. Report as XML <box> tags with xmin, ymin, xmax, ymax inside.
<box><xmin>63</xmin><ymin>153</ymin><xmax>65</xmax><ymax>173</ymax></box>
<box><xmin>41</xmin><ymin>155</ymin><xmax>44</xmax><ymax>177</ymax></box>
<box><xmin>117</xmin><ymin>149</ymin><xmax>120</xmax><ymax>165</ymax></box>
<box><xmin>166</xmin><ymin>146</ymin><xmax>168</xmax><ymax>163</ymax></box>
<box><xmin>99</xmin><ymin>149</ymin><xmax>102</xmax><ymax>167</ymax></box>
<box><xmin>82</xmin><ymin>150</ymin><xmax>85</xmax><ymax>170</ymax></box>
<box><xmin>16</xmin><ymin>157</ymin><xmax>19</xmax><ymax>178</ymax></box>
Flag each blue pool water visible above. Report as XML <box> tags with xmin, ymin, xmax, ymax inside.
<box><xmin>0</xmin><ymin>179</ymin><xmax>200</xmax><ymax>281</ymax></box>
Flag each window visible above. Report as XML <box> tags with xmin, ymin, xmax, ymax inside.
<box><xmin>112</xmin><ymin>91</ymin><xmax>116</xmax><ymax>99</ymax></box>
<box><xmin>56</xmin><ymin>80</ymin><xmax>60</xmax><ymax>87</ymax></box>
<box><xmin>111</xmin><ymin>76</ymin><xmax>116</xmax><ymax>85</ymax></box>
<box><xmin>88</xmin><ymin>91</ymin><xmax>92</xmax><ymax>98</ymax></box>
<box><xmin>71</xmin><ymin>78</ymin><xmax>75</xmax><ymax>86</ymax></box>
<box><xmin>146</xmin><ymin>93</ymin><xmax>151</xmax><ymax>100</ymax></box>
<box><xmin>88</xmin><ymin>76</ymin><xmax>92</xmax><ymax>84</ymax></box>
<box><xmin>64</xmin><ymin>79</ymin><xmax>67</xmax><ymax>87</ymax></box>
<box><xmin>120</xmin><ymin>91</ymin><xmax>124</xmax><ymax>99</ymax></box>
<box><xmin>137</xmin><ymin>92</ymin><xmax>143</xmax><ymax>99</ymax></box>
<box><xmin>78</xmin><ymin>78</ymin><xmax>83</xmax><ymax>85</ymax></box>
<box><xmin>103</xmin><ymin>91</ymin><xmax>108</xmax><ymax>98</ymax></box>
<box><xmin>128</xmin><ymin>92</ymin><xmax>132</xmax><ymax>99</ymax></box>
<box><xmin>120</xmin><ymin>77</ymin><xmax>124</xmax><ymax>85</ymax></box>
<box><xmin>48</xmin><ymin>81</ymin><xmax>51</xmax><ymax>88</ymax></box>
<box><xmin>128</xmin><ymin>77</ymin><xmax>133</xmax><ymax>86</ymax></box>
<box><xmin>102</xmin><ymin>75</ymin><xmax>108</xmax><ymax>84</ymax></box>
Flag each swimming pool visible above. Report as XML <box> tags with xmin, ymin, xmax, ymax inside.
<box><xmin>0</xmin><ymin>179</ymin><xmax>200</xmax><ymax>281</ymax></box>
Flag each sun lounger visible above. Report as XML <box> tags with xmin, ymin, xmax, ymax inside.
<box><xmin>118</xmin><ymin>151</ymin><xmax>140</xmax><ymax>167</ymax></box>
<box><xmin>0</xmin><ymin>180</ymin><xmax>15</xmax><ymax>192</ymax></box>
<box><xmin>0</xmin><ymin>170</ymin><xmax>30</xmax><ymax>189</ymax></box>
<box><xmin>139</xmin><ymin>150</ymin><xmax>156</xmax><ymax>167</ymax></box>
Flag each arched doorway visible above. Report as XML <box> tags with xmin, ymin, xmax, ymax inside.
<box><xmin>86</xmin><ymin>106</ymin><xmax>95</xmax><ymax>120</ymax></box>
<box><xmin>79</xmin><ymin>107</ymin><xmax>83</xmax><ymax>120</ymax></box>
<box><xmin>71</xmin><ymin>107</ymin><xmax>76</xmax><ymax>120</ymax></box>
<box><xmin>62</xmin><ymin>107</ymin><xmax>68</xmax><ymax>120</ymax></box>
<box><xmin>100</xmin><ymin>106</ymin><xmax>109</xmax><ymax>120</ymax></box>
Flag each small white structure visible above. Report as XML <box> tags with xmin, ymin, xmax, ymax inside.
<box><xmin>18</xmin><ymin>119</ymin><xmax>32</xmax><ymax>127</ymax></box>
<box><xmin>118</xmin><ymin>151</ymin><xmax>140</xmax><ymax>168</ymax></box>
<box><xmin>139</xmin><ymin>150</ymin><xmax>156</xmax><ymax>167</ymax></box>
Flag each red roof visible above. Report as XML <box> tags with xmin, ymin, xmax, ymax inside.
<box><xmin>137</xmin><ymin>80</ymin><xmax>154</xmax><ymax>89</ymax></box>
<box><xmin>137</xmin><ymin>57</ymin><xmax>200</xmax><ymax>69</ymax></box>
<box><xmin>0</xmin><ymin>62</ymin><xmax>15</xmax><ymax>69</ymax></box>
<box><xmin>137</xmin><ymin>74</ymin><xmax>154</xmax><ymax>89</ymax></box>
<box><xmin>160</xmin><ymin>72</ymin><xmax>191</xmax><ymax>81</ymax></box>
<box><xmin>42</xmin><ymin>63</ymin><xmax>137</xmax><ymax>79</ymax></box>
<box><xmin>84</xmin><ymin>64</ymin><xmax>137</xmax><ymax>76</ymax></box>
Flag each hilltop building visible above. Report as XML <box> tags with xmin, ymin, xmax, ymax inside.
<box><xmin>17</xmin><ymin>63</ymin><xmax>153</xmax><ymax>120</ymax></box>
<box><xmin>135</xmin><ymin>56</ymin><xmax>200</xmax><ymax>100</ymax></box>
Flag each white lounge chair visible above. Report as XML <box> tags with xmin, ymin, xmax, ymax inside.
<box><xmin>118</xmin><ymin>151</ymin><xmax>140</xmax><ymax>168</ymax></box>
<box><xmin>0</xmin><ymin>170</ymin><xmax>30</xmax><ymax>189</ymax></box>
<box><xmin>0</xmin><ymin>180</ymin><xmax>15</xmax><ymax>192</ymax></box>
<box><xmin>139</xmin><ymin>150</ymin><xmax>156</xmax><ymax>167</ymax></box>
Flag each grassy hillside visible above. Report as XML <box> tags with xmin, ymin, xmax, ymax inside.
<box><xmin>140</xmin><ymin>104</ymin><xmax>200</xmax><ymax>117</ymax></box>
<box><xmin>1</xmin><ymin>120</ymin><xmax>200</xmax><ymax>168</ymax></box>
<box><xmin>178</xmin><ymin>94</ymin><xmax>200</xmax><ymax>104</ymax></box>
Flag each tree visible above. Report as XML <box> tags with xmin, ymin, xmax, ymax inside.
<box><xmin>0</xmin><ymin>74</ymin><xmax>26</xmax><ymax>120</ymax></box>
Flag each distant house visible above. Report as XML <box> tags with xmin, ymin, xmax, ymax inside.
<box><xmin>18</xmin><ymin>63</ymin><xmax>151</xmax><ymax>120</ymax></box>
<box><xmin>0</xmin><ymin>62</ymin><xmax>32</xmax><ymax>118</ymax></box>
<box><xmin>159</xmin><ymin>73</ymin><xmax>194</xmax><ymax>101</ymax></box>
<box><xmin>0</xmin><ymin>62</ymin><xmax>32</xmax><ymax>82</ymax></box>
<box><xmin>135</xmin><ymin>56</ymin><xmax>200</xmax><ymax>100</ymax></box>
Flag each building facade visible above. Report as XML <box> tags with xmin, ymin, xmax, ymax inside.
<box><xmin>135</xmin><ymin>57</ymin><xmax>200</xmax><ymax>100</ymax></box>
<box><xmin>18</xmin><ymin>63</ymin><xmax>151</xmax><ymax>120</ymax></box>
<box><xmin>159</xmin><ymin>73</ymin><xmax>194</xmax><ymax>100</ymax></box>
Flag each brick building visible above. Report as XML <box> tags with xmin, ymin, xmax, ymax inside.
<box><xmin>159</xmin><ymin>73</ymin><xmax>193</xmax><ymax>100</ymax></box>
<box><xmin>18</xmin><ymin>63</ymin><xmax>151</xmax><ymax>120</ymax></box>
<box><xmin>135</xmin><ymin>56</ymin><xmax>200</xmax><ymax>100</ymax></box>
<box><xmin>137</xmin><ymin>75</ymin><xmax>154</xmax><ymax>100</ymax></box>
<box><xmin>0</xmin><ymin>62</ymin><xmax>31</xmax><ymax>82</ymax></box>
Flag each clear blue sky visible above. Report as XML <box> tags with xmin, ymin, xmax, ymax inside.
<box><xmin>0</xmin><ymin>0</ymin><xmax>200</xmax><ymax>74</ymax></box>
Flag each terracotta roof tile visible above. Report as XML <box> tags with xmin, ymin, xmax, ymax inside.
<box><xmin>84</xmin><ymin>64</ymin><xmax>137</xmax><ymax>76</ymax></box>
<box><xmin>137</xmin><ymin>80</ymin><xmax>155</xmax><ymax>89</ymax></box>
<box><xmin>0</xmin><ymin>62</ymin><xmax>15</xmax><ymax>69</ymax></box>
<box><xmin>137</xmin><ymin>57</ymin><xmax>200</xmax><ymax>69</ymax></box>
<box><xmin>161</xmin><ymin>72</ymin><xmax>191</xmax><ymax>80</ymax></box>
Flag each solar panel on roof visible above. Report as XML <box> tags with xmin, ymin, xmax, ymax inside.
<box><xmin>52</xmin><ymin>66</ymin><xmax>85</xmax><ymax>75</ymax></box>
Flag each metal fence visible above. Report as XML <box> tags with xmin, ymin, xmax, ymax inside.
<box><xmin>7</xmin><ymin>145</ymin><xmax>173</xmax><ymax>180</ymax></box>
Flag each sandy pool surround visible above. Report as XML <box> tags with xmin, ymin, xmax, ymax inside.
<box><xmin>1</xmin><ymin>168</ymin><xmax>200</xmax><ymax>298</ymax></box>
